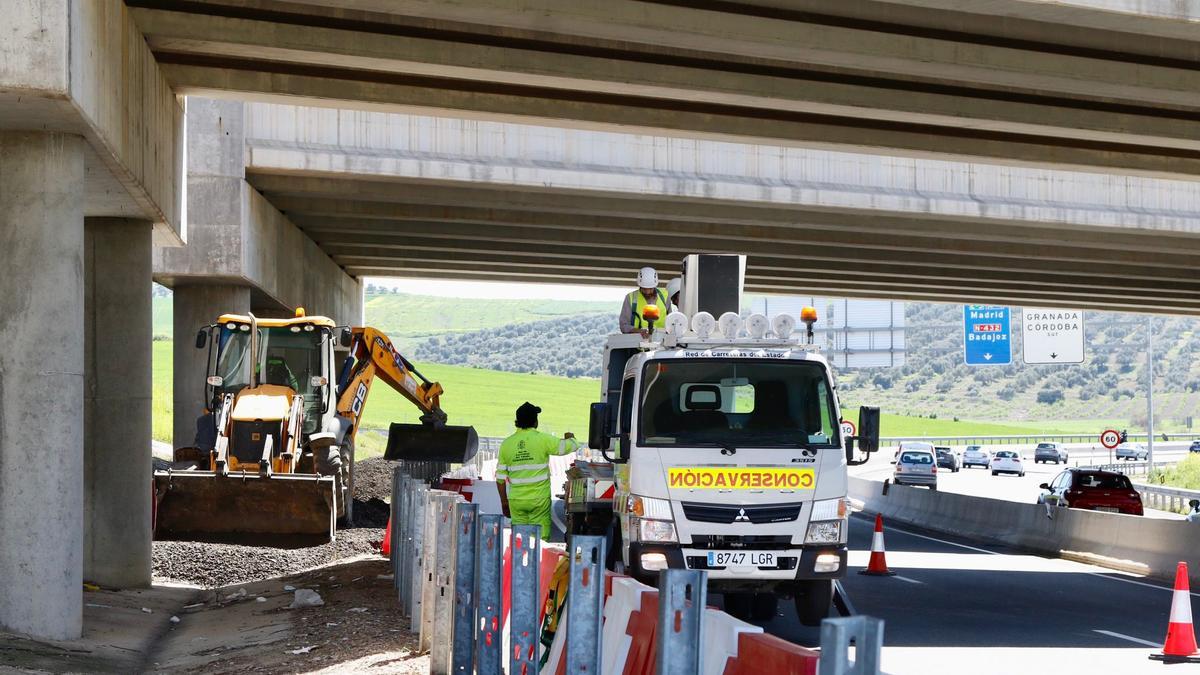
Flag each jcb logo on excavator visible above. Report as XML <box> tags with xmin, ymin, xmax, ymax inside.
<box><xmin>351</xmin><ymin>382</ymin><xmax>368</xmax><ymax>415</ymax></box>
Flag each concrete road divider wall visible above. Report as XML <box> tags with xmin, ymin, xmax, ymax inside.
<box><xmin>850</xmin><ymin>476</ymin><xmax>1200</xmax><ymax>585</ymax></box>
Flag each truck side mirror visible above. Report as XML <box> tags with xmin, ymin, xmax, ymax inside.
<box><xmin>846</xmin><ymin>406</ymin><xmax>880</xmax><ymax>466</ymax></box>
<box><xmin>588</xmin><ymin>402</ymin><xmax>611</xmax><ymax>451</ymax></box>
<box><xmin>339</xmin><ymin>327</ymin><xmax>353</xmax><ymax>348</ymax></box>
<box><xmin>857</xmin><ymin>406</ymin><xmax>880</xmax><ymax>454</ymax></box>
<box><xmin>195</xmin><ymin>329</ymin><xmax>208</xmax><ymax>349</ymax></box>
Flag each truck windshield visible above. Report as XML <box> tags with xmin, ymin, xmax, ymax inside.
<box><xmin>638</xmin><ymin>359</ymin><xmax>838</xmax><ymax>448</ymax></box>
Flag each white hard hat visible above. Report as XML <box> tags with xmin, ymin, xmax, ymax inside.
<box><xmin>666</xmin><ymin>278</ymin><xmax>681</xmax><ymax>300</ymax></box>
<box><xmin>637</xmin><ymin>266</ymin><xmax>658</xmax><ymax>289</ymax></box>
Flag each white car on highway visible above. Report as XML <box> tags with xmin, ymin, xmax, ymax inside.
<box><xmin>1115</xmin><ymin>443</ymin><xmax>1148</xmax><ymax>461</ymax></box>
<box><xmin>893</xmin><ymin>443</ymin><xmax>938</xmax><ymax>489</ymax></box>
<box><xmin>962</xmin><ymin>445</ymin><xmax>990</xmax><ymax>469</ymax></box>
<box><xmin>990</xmin><ymin>450</ymin><xmax>1025</xmax><ymax>477</ymax></box>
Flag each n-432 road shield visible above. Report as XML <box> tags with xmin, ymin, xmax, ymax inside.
<box><xmin>667</xmin><ymin>467</ymin><xmax>815</xmax><ymax>490</ymax></box>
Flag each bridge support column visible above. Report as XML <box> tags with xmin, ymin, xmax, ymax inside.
<box><xmin>83</xmin><ymin>218</ymin><xmax>153</xmax><ymax>588</ymax></box>
<box><xmin>172</xmin><ymin>285</ymin><xmax>250</xmax><ymax>448</ymax></box>
<box><xmin>0</xmin><ymin>131</ymin><xmax>86</xmax><ymax>640</ymax></box>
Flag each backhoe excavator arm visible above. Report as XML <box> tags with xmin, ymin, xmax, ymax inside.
<box><xmin>335</xmin><ymin>327</ymin><xmax>476</xmax><ymax>462</ymax></box>
<box><xmin>336</xmin><ymin>326</ymin><xmax>446</xmax><ymax>432</ymax></box>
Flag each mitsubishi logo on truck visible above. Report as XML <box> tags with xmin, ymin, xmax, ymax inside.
<box><xmin>734</xmin><ymin>508</ymin><xmax>750</xmax><ymax>522</ymax></box>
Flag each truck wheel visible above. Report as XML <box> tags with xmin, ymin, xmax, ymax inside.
<box><xmin>750</xmin><ymin>593</ymin><xmax>779</xmax><ymax>621</ymax></box>
<box><xmin>794</xmin><ymin>580</ymin><xmax>832</xmax><ymax>627</ymax></box>
<box><xmin>341</xmin><ymin>437</ymin><xmax>355</xmax><ymax>526</ymax></box>
<box><xmin>722</xmin><ymin>593</ymin><xmax>753</xmax><ymax>621</ymax></box>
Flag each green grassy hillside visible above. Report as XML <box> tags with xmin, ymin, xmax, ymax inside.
<box><xmin>153</xmin><ymin>340</ymin><xmax>1092</xmax><ymax>448</ymax></box>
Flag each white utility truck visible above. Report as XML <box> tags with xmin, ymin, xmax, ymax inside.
<box><xmin>567</xmin><ymin>254</ymin><xmax>879</xmax><ymax>626</ymax></box>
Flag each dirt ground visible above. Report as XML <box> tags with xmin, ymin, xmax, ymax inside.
<box><xmin>2</xmin><ymin>458</ymin><xmax>429</xmax><ymax>674</ymax></box>
<box><xmin>148</xmin><ymin>557</ymin><xmax>427</xmax><ymax>674</ymax></box>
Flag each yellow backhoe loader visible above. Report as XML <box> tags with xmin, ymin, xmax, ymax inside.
<box><xmin>152</xmin><ymin>310</ymin><xmax>477</xmax><ymax>544</ymax></box>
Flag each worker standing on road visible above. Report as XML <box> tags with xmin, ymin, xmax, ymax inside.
<box><xmin>619</xmin><ymin>266</ymin><xmax>669</xmax><ymax>337</ymax></box>
<box><xmin>496</xmin><ymin>402</ymin><xmax>580</xmax><ymax>539</ymax></box>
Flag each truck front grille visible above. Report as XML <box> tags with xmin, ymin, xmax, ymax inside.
<box><xmin>230</xmin><ymin>421</ymin><xmax>280</xmax><ymax>465</ymax></box>
<box><xmin>689</xmin><ymin>535</ymin><xmax>792</xmax><ymax>549</ymax></box>
<box><xmin>681</xmin><ymin>501</ymin><xmax>802</xmax><ymax>524</ymax></box>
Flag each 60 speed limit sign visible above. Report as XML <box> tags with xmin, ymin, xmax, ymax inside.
<box><xmin>1100</xmin><ymin>429</ymin><xmax>1121</xmax><ymax>449</ymax></box>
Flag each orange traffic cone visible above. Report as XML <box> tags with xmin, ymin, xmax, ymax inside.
<box><xmin>381</xmin><ymin>516</ymin><xmax>392</xmax><ymax>557</ymax></box>
<box><xmin>1151</xmin><ymin>562</ymin><xmax>1200</xmax><ymax>663</ymax></box>
<box><xmin>858</xmin><ymin>514</ymin><xmax>896</xmax><ymax>576</ymax></box>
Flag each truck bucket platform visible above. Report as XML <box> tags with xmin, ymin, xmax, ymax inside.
<box><xmin>153</xmin><ymin>470</ymin><xmax>337</xmax><ymax>546</ymax></box>
<box><xmin>384</xmin><ymin>423</ymin><xmax>479</xmax><ymax>463</ymax></box>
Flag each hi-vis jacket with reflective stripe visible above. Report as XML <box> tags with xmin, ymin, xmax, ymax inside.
<box><xmin>495</xmin><ymin>428</ymin><xmax>580</xmax><ymax>503</ymax></box>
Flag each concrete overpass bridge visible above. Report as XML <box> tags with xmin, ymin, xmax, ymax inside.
<box><xmin>239</xmin><ymin>103</ymin><xmax>1200</xmax><ymax>314</ymax></box>
<box><xmin>131</xmin><ymin>0</ymin><xmax>1200</xmax><ymax>178</ymax></box>
<box><xmin>2</xmin><ymin>0</ymin><xmax>1200</xmax><ymax>642</ymax></box>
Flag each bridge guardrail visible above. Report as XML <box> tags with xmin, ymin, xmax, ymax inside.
<box><xmin>1132</xmin><ymin>482</ymin><xmax>1200</xmax><ymax>514</ymax></box>
<box><xmin>879</xmin><ymin>432</ymin><xmax>1200</xmax><ymax>447</ymax></box>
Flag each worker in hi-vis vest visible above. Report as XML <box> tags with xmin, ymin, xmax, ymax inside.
<box><xmin>496</xmin><ymin>402</ymin><xmax>580</xmax><ymax>539</ymax></box>
<box><xmin>619</xmin><ymin>266</ymin><xmax>669</xmax><ymax>338</ymax></box>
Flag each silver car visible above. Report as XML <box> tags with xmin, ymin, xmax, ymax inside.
<box><xmin>962</xmin><ymin>445</ymin><xmax>990</xmax><ymax>469</ymax></box>
<box><xmin>893</xmin><ymin>444</ymin><xmax>937</xmax><ymax>489</ymax></box>
<box><xmin>1115</xmin><ymin>443</ymin><xmax>1147</xmax><ymax>460</ymax></box>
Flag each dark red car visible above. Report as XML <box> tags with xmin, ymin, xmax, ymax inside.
<box><xmin>1038</xmin><ymin>469</ymin><xmax>1143</xmax><ymax>516</ymax></box>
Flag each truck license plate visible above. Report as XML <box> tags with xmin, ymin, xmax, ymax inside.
<box><xmin>706</xmin><ymin>551</ymin><xmax>776</xmax><ymax>568</ymax></box>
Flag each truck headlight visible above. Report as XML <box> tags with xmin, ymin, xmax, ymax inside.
<box><xmin>810</xmin><ymin>498</ymin><xmax>849</xmax><ymax>521</ymax></box>
<box><xmin>637</xmin><ymin>518</ymin><xmax>678</xmax><ymax>543</ymax></box>
<box><xmin>805</xmin><ymin>521</ymin><xmax>842</xmax><ymax>544</ymax></box>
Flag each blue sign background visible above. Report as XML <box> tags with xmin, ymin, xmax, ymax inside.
<box><xmin>963</xmin><ymin>305</ymin><xmax>1012</xmax><ymax>366</ymax></box>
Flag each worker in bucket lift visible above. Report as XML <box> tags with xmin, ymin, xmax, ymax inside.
<box><xmin>619</xmin><ymin>266</ymin><xmax>669</xmax><ymax>338</ymax></box>
<box><xmin>666</xmin><ymin>277</ymin><xmax>681</xmax><ymax>312</ymax></box>
<box><xmin>496</xmin><ymin>402</ymin><xmax>580</xmax><ymax>539</ymax></box>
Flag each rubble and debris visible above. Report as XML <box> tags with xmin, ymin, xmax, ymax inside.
<box><xmin>288</xmin><ymin>589</ymin><xmax>325</xmax><ymax>609</ymax></box>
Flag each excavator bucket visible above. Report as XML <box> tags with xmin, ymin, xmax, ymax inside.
<box><xmin>153</xmin><ymin>470</ymin><xmax>337</xmax><ymax>545</ymax></box>
<box><xmin>384</xmin><ymin>423</ymin><xmax>479</xmax><ymax>463</ymax></box>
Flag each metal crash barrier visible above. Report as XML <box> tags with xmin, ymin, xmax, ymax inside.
<box><xmin>389</xmin><ymin>466</ymin><xmax>886</xmax><ymax>674</ymax></box>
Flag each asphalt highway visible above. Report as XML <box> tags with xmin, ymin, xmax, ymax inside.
<box><xmin>717</xmin><ymin>513</ymin><xmax>1184</xmax><ymax>674</ymax></box>
<box><xmin>853</xmin><ymin>443</ymin><xmax>1191</xmax><ymax>520</ymax></box>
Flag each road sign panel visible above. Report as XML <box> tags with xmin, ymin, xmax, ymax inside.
<box><xmin>1023</xmin><ymin>308</ymin><xmax>1084</xmax><ymax>364</ymax></box>
<box><xmin>1100</xmin><ymin>429</ymin><xmax>1121</xmax><ymax>449</ymax></box>
<box><xmin>963</xmin><ymin>305</ymin><xmax>1011</xmax><ymax>366</ymax></box>
<box><xmin>841</xmin><ymin>419</ymin><xmax>857</xmax><ymax>439</ymax></box>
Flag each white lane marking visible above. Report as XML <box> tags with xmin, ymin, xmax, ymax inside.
<box><xmin>894</xmin><ymin>575</ymin><xmax>923</xmax><ymax>585</ymax></box>
<box><xmin>1093</xmin><ymin>629</ymin><xmax>1161</xmax><ymax>648</ymax></box>
<box><xmin>863</xmin><ymin>517</ymin><xmax>1200</xmax><ymax>598</ymax></box>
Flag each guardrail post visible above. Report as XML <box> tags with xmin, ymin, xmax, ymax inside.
<box><xmin>819</xmin><ymin>616</ymin><xmax>884</xmax><ymax>675</ymax></box>
<box><xmin>409</xmin><ymin>483</ymin><xmax>429</xmax><ymax>622</ymax></box>
<box><xmin>656</xmin><ymin>569</ymin><xmax>707</xmax><ymax>675</ymax></box>
<box><xmin>476</xmin><ymin>514</ymin><xmax>504</xmax><ymax>675</ymax></box>
<box><xmin>510</xmin><ymin>524</ymin><xmax>542</xmax><ymax>673</ymax></box>
<box><xmin>566</xmin><ymin>535</ymin><xmax>605</xmax><ymax>674</ymax></box>
<box><xmin>419</xmin><ymin>492</ymin><xmax>444</xmax><ymax>652</ymax></box>
<box><xmin>398</xmin><ymin>475</ymin><xmax>414</xmax><ymax>607</ymax></box>
<box><xmin>390</xmin><ymin>467</ymin><xmax>402</xmax><ymax>591</ymax></box>
<box><xmin>451</xmin><ymin>502</ymin><xmax>479</xmax><ymax>674</ymax></box>
<box><xmin>432</xmin><ymin>494</ymin><xmax>460</xmax><ymax>674</ymax></box>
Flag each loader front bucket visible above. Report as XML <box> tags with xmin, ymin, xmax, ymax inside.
<box><xmin>384</xmin><ymin>423</ymin><xmax>479</xmax><ymax>463</ymax></box>
<box><xmin>153</xmin><ymin>470</ymin><xmax>337</xmax><ymax>546</ymax></box>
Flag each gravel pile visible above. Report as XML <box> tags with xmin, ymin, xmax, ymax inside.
<box><xmin>154</xmin><ymin>527</ymin><xmax>383</xmax><ymax>588</ymax></box>
<box><xmin>151</xmin><ymin>457</ymin><xmax>406</xmax><ymax>588</ymax></box>
<box><xmin>352</xmin><ymin>457</ymin><xmax>397</xmax><ymax>502</ymax></box>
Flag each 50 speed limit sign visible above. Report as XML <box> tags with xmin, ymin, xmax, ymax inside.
<box><xmin>841</xmin><ymin>419</ymin><xmax>857</xmax><ymax>439</ymax></box>
<box><xmin>1100</xmin><ymin>429</ymin><xmax>1121</xmax><ymax>449</ymax></box>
